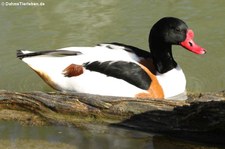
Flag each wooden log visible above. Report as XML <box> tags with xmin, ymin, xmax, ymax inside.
<box><xmin>0</xmin><ymin>90</ymin><xmax>225</xmax><ymax>144</ymax></box>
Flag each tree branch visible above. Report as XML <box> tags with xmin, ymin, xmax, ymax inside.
<box><xmin>0</xmin><ymin>90</ymin><xmax>224</xmax><ymax>143</ymax></box>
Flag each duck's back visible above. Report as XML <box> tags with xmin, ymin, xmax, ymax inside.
<box><xmin>18</xmin><ymin>43</ymin><xmax>164</xmax><ymax>98</ymax></box>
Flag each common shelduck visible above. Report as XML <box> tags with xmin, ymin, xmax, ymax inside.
<box><xmin>17</xmin><ymin>17</ymin><xmax>206</xmax><ymax>100</ymax></box>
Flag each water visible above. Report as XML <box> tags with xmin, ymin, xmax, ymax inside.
<box><xmin>0</xmin><ymin>121</ymin><xmax>222</xmax><ymax>149</ymax></box>
<box><xmin>0</xmin><ymin>0</ymin><xmax>225</xmax><ymax>148</ymax></box>
<box><xmin>0</xmin><ymin>121</ymin><xmax>154</xmax><ymax>149</ymax></box>
<box><xmin>0</xmin><ymin>0</ymin><xmax>224</xmax><ymax>93</ymax></box>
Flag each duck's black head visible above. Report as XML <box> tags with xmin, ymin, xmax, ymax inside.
<box><xmin>149</xmin><ymin>17</ymin><xmax>206</xmax><ymax>73</ymax></box>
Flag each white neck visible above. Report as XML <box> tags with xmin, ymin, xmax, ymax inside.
<box><xmin>156</xmin><ymin>65</ymin><xmax>187</xmax><ymax>100</ymax></box>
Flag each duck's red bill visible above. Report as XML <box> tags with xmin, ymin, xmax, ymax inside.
<box><xmin>180</xmin><ymin>29</ymin><xmax>206</xmax><ymax>55</ymax></box>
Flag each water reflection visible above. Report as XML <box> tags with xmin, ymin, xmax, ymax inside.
<box><xmin>0</xmin><ymin>121</ymin><xmax>222</xmax><ymax>149</ymax></box>
<box><xmin>0</xmin><ymin>121</ymin><xmax>154</xmax><ymax>149</ymax></box>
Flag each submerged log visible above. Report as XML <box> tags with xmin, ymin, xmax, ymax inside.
<box><xmin>0</xmin><ymin>90</ymin><xmax>225</xmax><ymax>144</ymax></box>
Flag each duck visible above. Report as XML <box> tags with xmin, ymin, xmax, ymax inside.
<box><xmin>17</xmin><ymin>17</ymin><xmax>206</xmax><ymax>100</ymax></box>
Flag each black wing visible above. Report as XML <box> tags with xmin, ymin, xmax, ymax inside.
<box><xmin>100</xmin><ymin>42</ymin><xmax>152</xmax><ymax>59</ymax></box>
<box><xmin>84</xmin><ymin>61</ymin><xmax>151</xmax><ymax>90</ymax></box>
<box><xmin>17</xmin><ymin>50</ymin><xmax>82</xmax><ymax>60</ymax></box>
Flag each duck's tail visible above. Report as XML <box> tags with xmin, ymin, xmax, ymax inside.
<box><xmin>16</xmin><ymin>50</ymin><xmax>30</xmax><ymax>60</ymax></box>
<box><xmin>16</xmin><ymin>50</ymin><xmax>82</xmax><ymax>60</ymax></box>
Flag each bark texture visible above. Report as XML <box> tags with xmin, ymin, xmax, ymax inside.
<box><xmin>0</xmin><ymin>90</ymin><xmax>225</xmax><ymax>144</ymax></box>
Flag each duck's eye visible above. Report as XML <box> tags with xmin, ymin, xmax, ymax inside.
<box><xmin>175</xmin><ymin>27</ymin><xmax>181</xmax><ymax>32</ymax></box>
